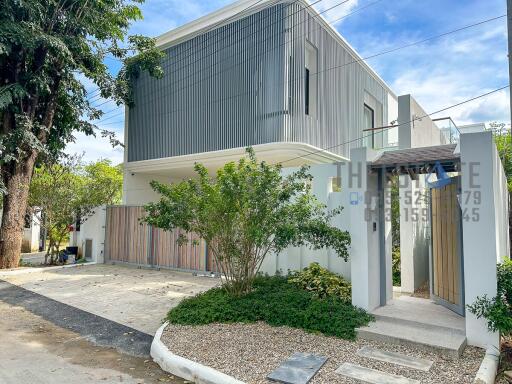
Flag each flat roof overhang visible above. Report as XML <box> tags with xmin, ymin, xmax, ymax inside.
<box><xmin>124</xmin><ymin>142</ymin><xmax>348</xmax><ymax>178</ymax></box>
<box><xmin>370</xmin><ymin>144</ymin><xmax>461</xmax><ymax>174</ymax></box>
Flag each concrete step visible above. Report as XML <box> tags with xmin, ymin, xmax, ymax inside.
<box><xmin>335</xmin><ymin>362</ymin><xmax>420</xmax><ymax>384</ymax></box>
<box><xmin>356</xmin><ymin>346</ymin><xmax>433</xmax><ymax>372</ymax></box>
<box><xmin>371</xmin><ymin>297</ymin><xmax>465</xmax><ymax>334</ymax></box>
<box><xmin>356</xmin><ymin>318</ymin><xmax>467</xmax><ymax>358</ymax></box>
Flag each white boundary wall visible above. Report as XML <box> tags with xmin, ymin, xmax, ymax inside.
<box><xmin>259</xmin><ymin>148</ymin><xmax>387</xmax><ymax>311</ymax></box>
<box><xmin>72</xmin><ymin>206</ymin><xmax>107</xmax><ymax>263</ymax></box>
<box><xmin>461</xmin><ymin>131</ymin><xmax>510</xmax><ymax>349</ymax></box>
<box><xmin>259</xmin><ymin>163</ymin><xmax>352</xmax><ymax>278</ymax></box>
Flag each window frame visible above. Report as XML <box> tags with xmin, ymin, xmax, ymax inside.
<box><xmin>364</xmin><ymin>103</ymin><xmax>375</xmax><ymax>148</ymax></box>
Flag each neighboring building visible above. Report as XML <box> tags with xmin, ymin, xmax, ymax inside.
<box><xmin>22</xmin><ymin>209</ymin><xmax>41</xmax><ymax>253</ymax></box>
<box><xmin>0</xmin><ymin>209</ymin><xmax>41</xmax><ymax>253</ymax></box>
<box><xmin>70</xmin><ymin>207</ymin><xmax>106</xmax><ymax>263</ymax></box>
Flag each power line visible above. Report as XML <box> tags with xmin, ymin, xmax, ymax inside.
<box><xmin>87</xmin><ymin>0</ymin><xmax>385</xmax><ymax>117</ymax></box>
<box><xmin>279</xmin><ymin>85</ymin><xmax>509</xmax><ymax>164</ymax></box>
<box><xmin>83</xmin><ymin>0</ymin><xmax>284</xmax><ymax>97</ymax></box>
<box><xmin>147</xmin><ymin>0</ymin><xmax>338</xmax><ymax>76</ymax></box>
<box><xmin>91</xmin><ymin>0</ymin><xmax>357</xmax><ymax>120</ymax></box>
<box><xmin>125</xmin><ymin>0</ymin><xmax>354</xmax><ymax>109</ymax></box>
<box><xmin>94</xmin><ymin>14</ymin><xmax>506</xmax><ymax>125</ymax></box>
<box><xmin>86</xmin><ymin>0</ymin><xmax>362</xmax><ymax>105</ymax></box>
<box><xmin>329</xmin><ymin>0</ymin><xmax>384</xmax><ymax>25</ymax></box>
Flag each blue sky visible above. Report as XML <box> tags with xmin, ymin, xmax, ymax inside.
<box><xmin>67</xmin><ymin>0</ymin><xmax>510</xmax><ymax>164</ymax></box>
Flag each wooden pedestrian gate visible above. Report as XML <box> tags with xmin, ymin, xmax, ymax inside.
<box><xmin>430</xmin><ymin>178</ymin><xmax>464</xmax><ymax>315</ymax></box>
<box><xmin>104</xmin><ymin>206</ymin><xmax>219</xmax><ymax>272</ymax></box>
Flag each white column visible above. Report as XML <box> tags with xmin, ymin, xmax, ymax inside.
<box><xmin>460</xmin><ymin>131</ymin><xmax>501</xmax><ymax>349</ymax></box>
<box><xmin>348</xmin><ymin>148</ymin><xmax>381</xmax><ymax>311</ymax></box>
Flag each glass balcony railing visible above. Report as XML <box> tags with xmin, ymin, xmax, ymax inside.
<box><xmin>432</xmin><ymin>117</ymin><xmax>460</xmax><ymax>144</ymax></box>
<box><xmin>362</xmin><ymin>124</ymin><xmax>399</xmax><ymax>151</ymax></box>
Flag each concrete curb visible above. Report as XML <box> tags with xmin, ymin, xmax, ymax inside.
<box><xmin>473</xmin><ymin>347</ymin><xmax>500</xmax><ymax>384</ymax></box>
<box><xmin>151</xmin><ymin>322</ymin><xmax>246</xmax><ymax>384</ymax></box>
<box><xmin>0</xmin><ymin>262</ymin><xmax>96</xmax><ymax>276</ymax></box>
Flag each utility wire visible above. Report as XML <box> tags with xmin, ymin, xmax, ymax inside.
<box><xmin>84</xmin><ymin>0</ymin><xmax>286</xmax><ymax>96</ymax></box>
<box><xmin>87</xmin><ymin>0</ymin><xmax>380</xmax><ymax>110</ymax></box>
<box><xmin>93</xmin><ymin>14</ymin><xmax>507</xmax><ymax>125</ymax></box>
<box><xmin>279</xmin><ymin>85</ymin><xmax>509</xmax><ymax>164</ymax></box>
<box><xmin>94</xmin><ymin>0</ymin><xmax>357</xmax><ymax>120</ymax></box>
<box><xmin>94</xmin><ymin>86</ymin><xmax>510</xmax><ymax>173</ymax></box>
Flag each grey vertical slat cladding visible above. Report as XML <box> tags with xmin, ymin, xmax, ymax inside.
<box><xmin>128</xmin><ymin>5</ymin><xmax>287</xmax><ymax>162</ymax></box>
<box><xmin>283</xmin><ymin>3</ymin><xmax>389</xmax><ymax>159</ymax></box>
<box><xmin>127</xmin><ymin>2</ymin><xmax>390</xmax><ymax>162</ymax></box>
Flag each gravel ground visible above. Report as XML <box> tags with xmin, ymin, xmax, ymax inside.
<box><xmin>162</xmin><ymin>322</ymin><xmax>484</xmax><ymax>384</ymax></box>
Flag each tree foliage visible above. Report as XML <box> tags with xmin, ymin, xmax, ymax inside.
<box><xmin>29</xmin><ymin>157</ymin><xmax>122</xmax><ymax>264</ymax></box>
<box><xmin>0</xmin><ymin>0</ymin><xmax>163</xmax><ymax>268</ymax></box>
<box><xmin>468</xmin><ymin>259</ymin><xmax>512</xmax><ymax>335</ymax></box>
<box><xmin>0</xmin><ymin>0</ymin><xmax>163</xmax><ymax>164</ymax></box>
<box><xmin>144</xmin><ymin>148</ymin><xmax>351</xmax><ymax>296</ymax></box>
<box><xmin>490</xmin><ymin>122</ymin><xmax>512</xmax><ymax>193</ymax></box>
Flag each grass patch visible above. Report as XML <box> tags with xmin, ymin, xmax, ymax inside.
<box><xmin>167</xmin><ymin>275</ymin><xmax>373</xmax><ymax>340</ymax></box>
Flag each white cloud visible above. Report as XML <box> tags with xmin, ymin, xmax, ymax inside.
<box><xmin>352</xmin><ymin>17</ymin><xmax>510</xmax><ymax>126</ymax></box>
<box><xmin>314</xmin><ymin>0</ymin><xmax>359</xmax><ymax>24</ymax></box>
<box><xmin>65</xmin><ymin>131</ymin><xmax>124</xmax><ymax>165</ymax></box>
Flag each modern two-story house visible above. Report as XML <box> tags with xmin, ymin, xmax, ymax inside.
<box><xmin>123</xmin><ymin>0</ymin><xmax>399</xmax><ymax>204</ymax></box>
<box><xmin>83</xmin><ymin>0</ymin><xmax>510</xmax><ymax>354</ymax></box>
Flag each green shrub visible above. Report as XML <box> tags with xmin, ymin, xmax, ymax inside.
<box><xmin>392</xmin><ymin>250</ymin><xmax>401</xmax><ymax>287</ymax></box>
<box><xmin>167</xmin><ymin>275</ymin><xmax>372</xmax><ymax>340</ymax></box>
<box><xmin>288</xmin><ymin>262</ymin><xmax>351</xmax><ymax>301</ymax></box>
<box><xmin>468</xmin><ymin>258</ymin><xmax>512</xmax><ymax>335</ymax></box>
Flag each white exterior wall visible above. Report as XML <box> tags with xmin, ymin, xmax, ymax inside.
<box><xmin>123</xmin><ymin>172</ymin><xmax>173</xmax><ymax>205</ymax></box>
<box><xmin>461</xmin><ymin>131</ymin><xmax>510</xmax><ymax>349</ymax></box>
<box><xmin>75</xmin><ymin>206</ymin><xmax>107</xmax><ymax>263</ymax></box>
<box><xmin>397</xmin><ymin>94</ymin><xmax>445</xmax><ymax>292</ymax></box>
<box><xmin>259</xmin><ymin>163</ymin><xmax>352</xmax><ymax>278</ymax></box>
<box><xmin>2</xmin><ymin>209</ymin><xmax>42</xmax><ymax>253</ymax></box>
<box><xmin>22</xmin><ymin>211</ymin><xmax>41</xmax><ymax>252</ymax></box>
<box><xmin>348</xmin><ymin>148</ymin><xmax>383</xmax><ymax>310</ymax></box>
<box><xmin>261</xmin><ymin>148</ymin><xmax>386</xmax><ymax>311</ymax></box>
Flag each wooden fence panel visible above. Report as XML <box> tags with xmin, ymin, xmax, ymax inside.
<box><xmin>431</xmin><ymin>183</ymin><xmax>461</xmax><ymax>306</ymax></box>
<box><xmin>105</xmin><ymin>206</ymin><xmax>217</xmax><ymax>272</ymax></box>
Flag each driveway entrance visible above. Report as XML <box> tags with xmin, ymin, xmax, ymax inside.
<box><xmin>0</xmin><ymin>264</ymin><xmax>219</xmax><ymax>334</ymax></box>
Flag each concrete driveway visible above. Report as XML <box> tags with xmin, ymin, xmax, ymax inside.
<box><xmin>0</xmin><ymin>264</ymin><xmax>219</xmax><ymax>334</ymax></box>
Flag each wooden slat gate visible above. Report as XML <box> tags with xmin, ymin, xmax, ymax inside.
<box><xmin>430</xmin><ymin>177</ymin><xmax>464</xmax><ymax>315</ymax></box>
<box><xmin>104</xmin><ymin>206</ymin><xmax>219</xmax><ymax>272</ymax></box>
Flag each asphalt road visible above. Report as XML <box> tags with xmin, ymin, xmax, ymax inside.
<box><xmin>0</xmin><ymin>293</ymin><xmax>186</xmax><ymax>384</ymax></box>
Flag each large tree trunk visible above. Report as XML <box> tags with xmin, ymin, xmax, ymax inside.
<box><xmin>0</xmin><ymin>152</ymin><xmax>38</xmax><ymax>269</ymax></box>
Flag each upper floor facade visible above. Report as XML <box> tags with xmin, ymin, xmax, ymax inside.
<box><xmin>125</xmin><ymin>0</ymin><xmax>399</xmax><ymax>165</ymax></box>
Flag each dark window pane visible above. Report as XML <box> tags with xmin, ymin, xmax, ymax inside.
<box><xmin>305</xmin><ymin>68</ymin><xmax>310</xmax><ymax>115</ymax></box>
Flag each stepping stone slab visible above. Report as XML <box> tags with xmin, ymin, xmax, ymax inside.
<box><xmin>335</xmin><ymin>363</ymin><xmax>420</xmax><ymax>384</ymax></box>
<box><xmin>267</xmin><ymin>352</ymin><xmax>327</xmax><ymax>384</ymax></box>
<box><xmin>357</xmin><ymin>346</ymin><xmax>433</xmax><ymax>371</ymax></box>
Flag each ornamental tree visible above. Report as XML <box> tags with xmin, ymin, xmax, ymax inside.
<box><xmin>29</xmin><ymin>156</ymin><xmax>123</xmax><ymax>264</ymax></box>
<box><xmin>0</xmin><ymin>0</ymin><xmax>164</xmax><ymax>268</ymax></box>
<box><xmin>144</xmin><ymin>148</ymin><xmax>351</xmax><ymax>296</ymax></box>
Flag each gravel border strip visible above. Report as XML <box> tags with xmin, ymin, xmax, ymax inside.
<box><xmin>151</xmin><ymin>322</ymin><xmax>247</xmax><ymax>384</ymax></box>
<box><xmin>162</xmin><ymin>322</ymin><xmax>485</xmax><ymax>384</ymax></box>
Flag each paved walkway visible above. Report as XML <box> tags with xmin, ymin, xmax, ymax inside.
<box><xmin>0</xmin><ymin>264</ymin><xmax>219</xmax><ymax>334</ymax></box>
